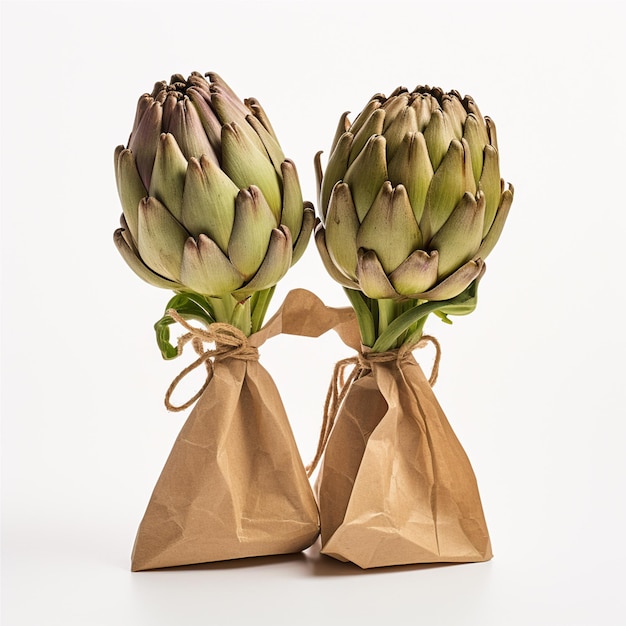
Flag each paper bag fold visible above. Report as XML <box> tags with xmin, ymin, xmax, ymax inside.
<box><xmin>316</xmin><ymin>355</ymin><xmax>492</xmax><ymax>569</ymax></box>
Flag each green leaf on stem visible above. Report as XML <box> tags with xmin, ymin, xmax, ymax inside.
<box><xmin>371</xmin><ymin>278</ymin><xmax>480</xmax><ymax>352</ymax></box>
<box><xmin>153</xmin><ymin>292</ymin><xmax>215</xmax><ymax>359</ymax></box>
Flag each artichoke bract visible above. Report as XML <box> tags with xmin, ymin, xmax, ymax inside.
<box><xmin>114</xmin><ymin>72</ymin><xmax>314</xmax><ymax>338</ymax></box>
<box><xmin>315</xmin><ymin>85</ymin><xmax>513</xmax><ymax>305</ymax></box>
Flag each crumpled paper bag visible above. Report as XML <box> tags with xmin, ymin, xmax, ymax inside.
<box><xmin>131</xmin><ymin>290</ymin><xmax>356</xmax><ymax>571</ymax></box>
<box><xmin>315</xmin><ymin>348</ymin><xmax>493</xmax><ymax>569</ymax></box>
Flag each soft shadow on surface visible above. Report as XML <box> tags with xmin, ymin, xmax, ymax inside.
<box><xmin>303</xmin><ymin>539</ymin><xmax>485</xmax><ymax>577</ymax></box>
<box><xmin>135</xmin><ymin>551</ymin><xmax>307</xmax><ymax>573</ymax></box>
<box><xmin>126</xmin><ymin>539</ymin><xmax>490</xmax><ymax>576</ymax></box>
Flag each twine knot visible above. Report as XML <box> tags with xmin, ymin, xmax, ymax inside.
<box><xmin>164</xmin><ymin>309</ymin><xmax>259</xmax><ymax>412</ymax></box>
<box><xmin>305</xmin><ymin>335</ymin><xmax>441</xmax><ymax>477</ymax></box>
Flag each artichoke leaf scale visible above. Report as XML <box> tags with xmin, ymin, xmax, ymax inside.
<box><xmin>180</xmin><ymin>155</ymin><xmax>238</xmax><ymax>253</ymax></box>
<box><xmin>180</xmin><ymin>234</ymin><xmax>244</xmax><ymax>296</ymax></box>
<box><xmin>136</xmin><ymin>197</ymin><xmax>189</xmax><ymax>282</ymax></box>
<box><xmin>356</xmin><ymin>182</ymin><xmax>421</xmax><ymax>275</ymax></box>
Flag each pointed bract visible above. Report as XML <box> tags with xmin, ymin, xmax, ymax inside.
<box><xmin>115</xmin><ymin>146</ymin><xmax>147</xmax><ymax>241</ymax></box>
<box><xmin>114</xmin><ymin>228</ymin><xmax>180</xmax><ymax>290</ymax></box>
<box><xmin>227</xmin><ymin>186</ymin><xmax>276</xmax><ymax>279</ymax></box>
<box><xmin>320</xmin><ymin>132</ymin><xmax>354</xmax><ymax>218</ymax></box>
<box><xmin>462</xmin><ymin>114</ymin><xmax>490</xmax><ymax>184</ymax></box>
<box><xmin>344</xmin><ymin>135</ymin><xmax>388</xmax><ymax>222</ymax></box>
<box><xmin>221</xmin><ymin>123</ymin><xmax>283</xmax><ymax>220</ymax></box>
<box><xmin>429</xmin><ymin>192</ymin><xmax>485</xmax><ymax>278</ymax></box>
<box><xmin>291</xmin><ymin>204</ymin><xmax>315</xmax><ymax>266</ymax></box>
<box><xmin>421</xmin><ymin>139</ymin><xmax>470</xmax><ymax>242</ymax></box>
<box><xmin>180</xmin><ymin>155</ymin><xmax>238</xmax><ymax>252</ymax></box>
<box><xmin>356</xmin><ymin>183</ymin><xmax>421</xmax><ymax>274</ymax></box>
<box><xmin>413</xmin><ymin>259</ymin><xmax>484</xmax><ymax>301</ymax></box>
<box><xmin>357</xmin><ymin>249</ymin><xmax>399</xmax><ymax>300</ymax></box>
<box><xmin>315</xmin><ymin>226</ymin><xmax>360</xmax><ymax>289</ymax></box>
<box><xmin>280</xmin><ymin>159</ymin><xmax>304</xmax><ymax>238</ymax></box>
<box><xmin>128</xmin><ymin>99</ymin><xmax>163</xmax><ymax>189</ymax></box>
<box><xmin>389</xmin><ymin>249</ymin><xmax>439</xmax><ymax>296</ymax></box>
<box><xmin>325</xmin><ymin>183</ymin><xmax>360</xmax><ymax>280</ymax></box>
<box><xmin>478</xmin><ymin>145</ymin><xmax>501</xmax><ymax>236</ymax></box>
<box><xmin>474</xmin><ymin>185</ymin><xmax>514</xmax><ymax>260</ymax></box>
<box><xmin>233</xmin><ymin>227</ymin><xmax>292</xmax><ymax>299</ymax></box>
<box><xmin>168</xmin><ymin>97</ymin><xmax>217</xmax><ymax>163</ymax></box>
<box><xmin>136</xmin><ymin>197</ymin><xmax>188</xmax><ymax>282</ymax></box>
<box><xmin>149</xmin><ymin>133</ymin><xmax>188</xmax><ymax>220</ymax></box>
<box><xmin>179</xmin><ymin>234</ymin><xmax>244</xmax><ymax>296</ymax></box>
<box><xmin>387</xmin><ymin>132</ymin><xmax>433</xmax><ymax>223</ymax></box>
<box><xmin>349</xmin><ymin>108</ymin><xmax>386</xmax><ymax>165</ymax></box>
<box><xmin>423</xmin><ymin>109</ymin><xmax>455</xmax><ymax>170</ymax></box>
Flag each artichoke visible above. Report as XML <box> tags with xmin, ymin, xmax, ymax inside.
<box><xmin>314</xmin><ymin>85</ymin><xmax>514</xmax><ymax>350</ymax></box>
<box><xmin>315</xmin><ymin>85</ymin><xmax>513</xmax><ymax>303</ymax></box>
<box><xmin>114</xmin><ymin>71</ymin><xmax>314</xmax><ymax>305</ymax></box>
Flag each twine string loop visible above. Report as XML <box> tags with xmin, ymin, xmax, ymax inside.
<box><xmin>163</xmin><ymin>309</ymin><xmax>258</xmax><ymax>412</ymax></box>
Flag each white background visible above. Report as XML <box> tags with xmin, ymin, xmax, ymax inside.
<box><xmin>2</xmin><ymin>1</ymin><xmax>626</xmax><ymax>624</ymax></box>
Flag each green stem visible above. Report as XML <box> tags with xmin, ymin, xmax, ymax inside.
<box><xmin>231</xmin><ymin>296</ymin><xmax>252</xmax><ymax>335</ymax></box>
<box><xmin>209</xmin><ymin>294</ymin><xmax>252</xmax><ymax>336</ymax></box>
<box><xmin>344</xmin><ymin>288</ymin><xmax>376</xmax><ymax>347</ymax></box>
<box><xmin>250</xmin><ymin>286</ymin><xmax>276</xmax><ymax>334</ymax></box>
<box><xmin>376</xmin><ymin>299</ymin><xmax>396</xmax><ymax>345</ymax></box>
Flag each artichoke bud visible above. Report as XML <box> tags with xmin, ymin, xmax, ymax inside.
<box><xmin>114</xmin><ymin>71</ymin><xmax>312</xmax><ymax>299</ymax></box>
<box><xmin>316</xmin><ymin>84</ymin><xmax>513</xmax><ymax>303</ymax></box>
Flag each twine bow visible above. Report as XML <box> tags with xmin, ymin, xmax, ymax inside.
<box><xmin>163</xmin><ymin>309</ymin><xmax>259</xmax><ymax>412</ymax></box>
<box><xmin>305</xmin><ymin>335</ymin><xmax>441</xmax><ymax>477</ymax></box>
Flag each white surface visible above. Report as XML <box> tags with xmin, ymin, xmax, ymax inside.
<box><xmin>2</xmin><ymin>1</ymin><xmax>626</xmax><ymax>624</ymax></box>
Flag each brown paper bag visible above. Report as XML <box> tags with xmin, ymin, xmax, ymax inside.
<box><xmin>131</xmin><ymin>290</ymin><xmax>356</xmax><ymax>571</ymax></box>
<box><xmin>315</xmin><ymin>348</ymin><xmax>493</xmax><ymax>569</ymax></box>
